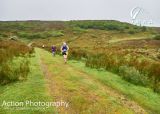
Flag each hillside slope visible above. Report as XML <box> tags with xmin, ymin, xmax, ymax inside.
<box><xmin>36</xmin><ymin>48</ymin><xmax>160</xmax><ymax>114</ymax></box>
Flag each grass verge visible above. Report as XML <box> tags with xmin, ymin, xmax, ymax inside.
<box><xmin>0</xmin><ymin>52</ymin><xmax>54</xmax><ymax>114</ymax></box>
<box><xmin>69</xmin><ymin>60</ymin><xmax>160</xmax><ymax>114</ymax></box>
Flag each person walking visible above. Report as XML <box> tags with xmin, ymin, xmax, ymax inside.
<box><xmin>51</xmin><ymin>45</ymin><xmax>56</xmax><ymax>56</ymax></box>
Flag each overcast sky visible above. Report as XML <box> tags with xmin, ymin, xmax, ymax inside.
<box><xmin>0</xmin><ymin>0</ymin><xmax>159</xmax><ymax>26</ymax></box>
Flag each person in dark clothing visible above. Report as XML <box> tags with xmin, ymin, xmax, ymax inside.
<box><xmin>61</xmin><ymin>42</ymin><xmax>69</xmax><ymax>63</ymax></box>
<box><xmin>51</xmin><ymin>45</ymin><xmax>56</xmax><ymax>56</ymax></box>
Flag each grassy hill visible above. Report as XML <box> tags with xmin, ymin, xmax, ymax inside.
<box><xmin>0</xmin><ymin>20</ymin><xmax>160</xmax><ymax>114</ymax></box>
<box><xmin>0</xmin><ymin>20</ymin><xmax>160</xmax><ymax>91</ymax></box>
<box><xmin>0</xmin><ymin>20</ymin><xmax>155</xmax><ymax>40</ymax></box>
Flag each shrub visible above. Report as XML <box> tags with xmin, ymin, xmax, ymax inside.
<box><xmin>128</xmin><ymin>30</ymin><xmax>136</xmax><ymax>34</ymax></box>
<box><xmin>118</xmin><ymin>66</ymin><xmax>149</xmax><ymax>86</ymax></box>
<box><xmin>52</xmin><ymin>31</ymin><xmax>64</xmax><ymax>37</ymax></box>
<box><xmin>64</xmin><ymin>44</ymin><xmax>159</xmax><ymax>93</ymax></box>
<box><xmin>149</xmin><ymin>63</ymin><xmax>160</xmax><ymax>92</ymax></box>
<box><xmin>104</xmin><ymin>24</ymin><xmax>122</xmax><ymax>31</ymax></box>
<box><xmin>141</xmin><ymin>26</ymin><xmax>147</xmax><ymax>32</ymax></box>
<box><xmin>0</xmin><ymin>58</ymin><xmax>30</xmax><ymax>85</ymax></box>
<box><xmin>0</xmin><ymin>40</ymin><xmax>32</xmax><ymax>85</ymax></box>
<box><xmin>69</xmin><ymin>49</ymin><xmax>88</xmax><ymax>60</ymax></box>
<box><xmin>0</xmin><ymin>40</ymin><xmax>33</xmax><ymax>63</ymax></box>
<box><xmin>153</xmin><ymin>34</ymin><xmax>160</xmax><ymax>40</ymax></box>
<box><xmin>0</xmin><ymin>33</ymin><xmax>8</xmax><ymax>38</ymax></box>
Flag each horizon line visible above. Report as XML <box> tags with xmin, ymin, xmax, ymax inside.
<box><xmin>0</xmin><ymin>19</ymin><xmax>159</xmax><ymax>27</ymax></box>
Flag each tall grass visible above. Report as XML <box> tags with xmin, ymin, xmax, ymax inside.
<box><xmin>0</xmin><ymin>40</ymin><xmax>33</xmax><ymax>85</ymax></box>
<box><xmin>68</xmin><ymin>48</ymin><xmax>160</xmax><ymax>93</ymax></box>
<box><xmin>0</xmin><ymin>57</ymin><xmax>30</xmax><ymax>85</ymax></box>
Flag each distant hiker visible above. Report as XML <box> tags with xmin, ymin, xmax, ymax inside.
<box><xmin>61</xmin><ymin>42</ymin><xmax>69</xmax><ymax>63</ymax></box>
<box><xmin>51</xmin><ymin>45</ymin><xmax>56</xmax><ymax>56</ymax></box>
